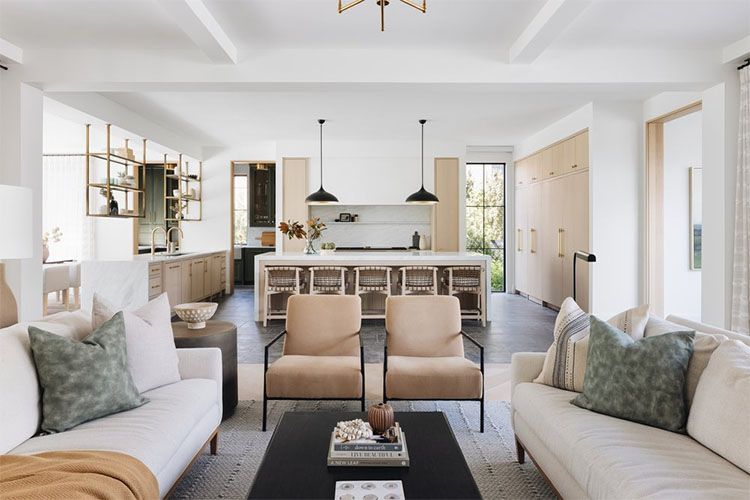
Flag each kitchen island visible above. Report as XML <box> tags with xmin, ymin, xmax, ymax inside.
<box><xmin>254</xmin><ymin>251</ymin><xmax>492</xmax><ymax>324</ymax></box>
<box><xmin>81</xmin><ymin>250</ymin><xmax>228</xmax><ymax>312</ymax></box>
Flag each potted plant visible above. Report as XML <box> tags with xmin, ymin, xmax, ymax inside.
<box><xmin>279</xmin><ymin>218</ymin><xmax>327</xmax><ymax>254</ymax></box>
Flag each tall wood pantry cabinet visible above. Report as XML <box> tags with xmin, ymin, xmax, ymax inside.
<box><xmin>515</xmin><ymin>130</ymin><xmax>591</xmax><ymax>312</ymax></box>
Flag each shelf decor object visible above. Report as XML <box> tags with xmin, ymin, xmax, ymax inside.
<box><xmin>174</xmin><ymin>302</ymin><xmax>218</xmax><ymax>329</ymax></box>
<box><xmin>406</xmin><ymin>119</ymin><xmax>439</xmax><ymax>204</ymax></box>
<box><xmin>165</xmin><ymin>154</ymin><xmax>203</xmax><ymax>222</ymax></box>
<box><xmin>85</xmin><ymin>124</ymin><xmax>146</xmax><ymax>218</ymax></box>
<box><xmin>0</xmin><ymin>185</ymin><xmax>32</xmax><ymax>328</ymax></box>
<box><xmin>305</xmin><ymin>119</ymin><xmax>339</xmax><ymax>205</ymax></box>
<box><xmin>338</xmin><ymin>0</ymin><xmax>426</xmax><ymax>31</ymax></box>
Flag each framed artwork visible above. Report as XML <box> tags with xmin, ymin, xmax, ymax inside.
<box><xmin>339</xmin><ymin>213</ymin><xmax>352</xmax><ymax>222</ymax></box>
<box><xmin>689</xmin><ymin>167</ymin><xmax>702</xmax><ymax>270</ymax></box>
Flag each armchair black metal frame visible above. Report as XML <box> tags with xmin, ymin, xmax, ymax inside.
<box><xmin>262</xmin><ymin>329</ymin><xmax>366</xmax><ymax>431</ymax></box>
<box><xmin>382</xmin><ymin>330</ymin><xmax>485</xmax><ymax>432</ymax></box>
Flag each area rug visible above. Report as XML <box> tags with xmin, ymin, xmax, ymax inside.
<box><xmin>172</xmin><ymin>400</ymin><xmax>556</xmax><ymax>500</ymax></box>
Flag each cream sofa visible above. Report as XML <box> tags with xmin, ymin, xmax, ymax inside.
<box><xmin>511</xmin><ymin>315</ymin><xmax>750</xmax><ymax>499</ymax></box>
<box><xmin>0</xmin><ymin>310</ymin><xmax>223</xmax><ymax>499</ymax></box>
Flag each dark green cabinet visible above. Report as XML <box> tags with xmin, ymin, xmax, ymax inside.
<box><xmin>249</xmin><ymin>164</ymin><xmax>275</xmax><ymax>227</ymax></box>
<box><xmin>238</xmin><ymin>247</ymin><xmax>272</xmax><ymax>285</ymax></box>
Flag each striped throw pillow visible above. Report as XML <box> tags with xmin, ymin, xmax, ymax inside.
<box><xmin>533</xmin><ymin>298</ymin><xmax>649</xmax><ymax>392</ymax></box>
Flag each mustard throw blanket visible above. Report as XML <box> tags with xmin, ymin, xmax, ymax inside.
<box><xmin>0</xmin><ymin>450</ymin><xmax>159</xmax><ymax>500</ymax></box>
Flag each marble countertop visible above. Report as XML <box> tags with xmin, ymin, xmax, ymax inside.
<box><xmin>255</xmin><ymin>251</ymin><xmax>490</xmax><ymax>264</ymax></box>
<box><xmin>127</xmin><ymin>250</ymin><xmax>227</xmax><ymax>263</ymax></box>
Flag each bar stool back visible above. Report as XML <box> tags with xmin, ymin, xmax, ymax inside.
<box><xmin>354</xmin><ymin>266</ymin><xmax>392</xmax><ymax>318</ymax></box>
<box><xmin>398</xmin><ymin>266</ymin><xmax>438</xmax><ymax>295</ymax></box>
<box><xmin>443</xmin><ymin>266</ymin><xmax>484</xmax><ymax>325</ymax></box>
<box><xmin>263</xmin><ymin>266</ymin><xmax>305</xmax><ymax>327</ymax></box>
<box><xmin>309</xmin><ymin>266</ymin><xmax>347</xmax><ymax>295</ymax></box>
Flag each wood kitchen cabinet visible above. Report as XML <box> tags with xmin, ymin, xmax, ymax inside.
<box><xmin>514</xmin><ymin>130</ymin><xmax>590</xmax><ymax>311</ymax></box>
<box><xmin>191</xmin><ymin>258</ymin><xmax>205</xmax><ymax>301</ymax></box>
<box><xmin>163</xmin><ymin>261</ymin><xmax>183</xmax><ymax>308</ymax></box>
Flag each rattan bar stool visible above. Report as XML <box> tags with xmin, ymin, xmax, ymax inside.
<box><xmin>398</xmin><ymin>266</ymin><xmax>438</xmax><ymax>295</ymax></box>
<box><xmin>354</xmin><ymin>266</ymin><xmax>392</xmax><ymax>318</ymax></box>
<box><xmin>443</xmin><ymin>266</ymin><xmax>484</xmax><ymax>325</ymax></box>
<box><xmin>263</xmin><ymin>266</ymin><xmax>305</xmax><ymax>327</ymax></box>
<box><xmin>309</xmin><ymin>266</ymin><xmax>348</xmax><ymax>295</ymax></box>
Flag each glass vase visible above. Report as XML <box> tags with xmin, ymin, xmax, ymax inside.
<box><xmin>304</xmin><ymin>239</ymin><xmax>317</xmax><ymax>255</ymax></box>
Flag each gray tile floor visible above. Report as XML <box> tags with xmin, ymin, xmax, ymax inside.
<box><xmin>214</xmin><ymin>288</ymin><xmax>556</xmax><ymax>364</ymax></box>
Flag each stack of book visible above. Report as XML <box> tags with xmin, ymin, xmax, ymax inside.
<box><xmin>327</xmin><ymin>423</ymin><xmax>410</xmax><ymax>467</ymax></box>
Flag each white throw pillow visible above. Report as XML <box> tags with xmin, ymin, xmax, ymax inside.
<box><xmin>687</xmin><ymin>340</ymin><xmax>750</xmax><ymax>474</ymax></box>
<box><xmin>645</xmin><ymin>315</ymin><xmax>727</xmax><ymax>408</ymax></box>
<box><xmin>92</xmin><ymin>293</ymin><xmax>181</xmax><ymax>393</ymax></box>
<box><xmin>534</xmin><ymin>298</ymin><xmax>649</xmax><ymax>392</ymax></box>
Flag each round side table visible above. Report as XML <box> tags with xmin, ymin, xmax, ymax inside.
<box><xmin>172</xmin><ymin>320</ymin><xmax>238</xmax><ymax>419</ymax></box>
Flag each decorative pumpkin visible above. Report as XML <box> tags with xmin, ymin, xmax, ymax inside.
<box><xmin>368</xmin><ymin>403</ymin><xmax>394</xmax><ymax>434</ymax></box>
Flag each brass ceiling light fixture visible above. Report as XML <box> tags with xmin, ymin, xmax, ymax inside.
<box><xmin>338</xmin><ymin>0</ymin><xmax>426</xmax><ymax>32</ymax></box>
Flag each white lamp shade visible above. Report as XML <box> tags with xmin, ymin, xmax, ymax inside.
<box><xmin>0</xmin><ymin>185</ymin><xmax>33</xmax><ymax>259</ymax></box>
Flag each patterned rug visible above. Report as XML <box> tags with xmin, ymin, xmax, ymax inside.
<box><xmin>173</xmin><ymin>400</ymin><xmax>556</xmax><ymax>500</ymax></box>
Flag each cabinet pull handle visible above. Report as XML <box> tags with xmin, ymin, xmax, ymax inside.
<box><xmin>189</xmin><ymin>263</ymin><xmax>192</xmax><ymax>277</ymax></box>
<box><xmin>572</xmin><ymin>164</ymin><xmax>578</xmax><ymax>169</ymax></box>
<box><xmin>549</xmin><ymin>171</ymin><xmax>554</xmax><ymax>176</ymax></box>
<box><xmin>558</xmin><ymin>228</ymin><xmax>565</xmax><ymax>258</ymax></box>
<box><xmin>517</xmin><ymin>229</ymin><xmax>522</xmax><ymax>252</ymax></box>
<box><xmin>169</xmin><ymin>264</ymin><xmax>179</xmax><ymax>270</ymax></box>
<box><xmin>530</xmin><ymin>229</ymin><xmax>537</xmax><ymax>254</ymax></box>
<box><xmin>531</xmin><ymin>177</ymin><xmax>537</xmax><ymax>181</ymax></box>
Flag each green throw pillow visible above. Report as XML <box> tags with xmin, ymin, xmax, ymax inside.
<box><xmin>571</xmin><ymin>316</ymin><xmax>695</xmax><ymax>433</ymax></box>
<box><xmin>29</xmin><ymin>312</ymin><xmax>148</xmax><ymax>433</ymax></box>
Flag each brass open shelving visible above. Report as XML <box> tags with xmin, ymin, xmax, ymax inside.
<box><xmin>85</xmin><ymin>124</ymin><xmax>146</xmax><ymax>218</ymax></box>
<box><xmin>164</xmin><ymin>153</ymin><xmax>202</xmax><ymax>222</ymax></box>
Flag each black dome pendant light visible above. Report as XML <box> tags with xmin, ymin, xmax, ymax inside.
<box><xmin>305</xmin><ymin>119</ymin><xmax>339</xmax><ymax>204</ymax></box>
<box><xmin>406</xmin><ymin>119</ymin><xmax>439</xmax><ymax>204</ymax></box>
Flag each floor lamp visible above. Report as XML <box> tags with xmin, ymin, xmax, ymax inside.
<box><xmin>573</xmin><ymin>251</ymin><xmax>596</xmax><ymax>302</ymax></box>
<box><xmin>0</xmin><ymin>185</ymin><xmax>33</xmax><ymax>328</ymax></box>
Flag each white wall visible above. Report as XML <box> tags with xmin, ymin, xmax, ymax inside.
<box><xmin>589</xmin><ymin>101</ymin><xmax>644</xmax><ymax>318</ymax></box>
<box><xmin>663</xmin><ymin>112</ymin><xmax>702</xmax><ymax>320</ymax></box>
<box><xmin>1</xmin><ymin>78</ymin><xmax>44</xmax><ymax>321</ymax></box>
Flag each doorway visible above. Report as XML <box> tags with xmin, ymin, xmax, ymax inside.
<box><xmin>465</xmin><ymin>163</ymin><xmax>506</xmax><ymax>292</ymax></box>
<box><xmin>646</xmin><ymin>102</ymin><xmax>702</xmax><ymax>318</ymax></box>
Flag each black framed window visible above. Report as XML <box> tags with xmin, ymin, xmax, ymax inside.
<box><xmin>466</xmin><ymin>163</ymin><xmax>505</xmax><ymax>292</ymax></box>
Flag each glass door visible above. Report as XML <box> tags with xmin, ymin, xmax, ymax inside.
<box><xmin>466</xmin><ymin>163</ymin><xmax>506</xmax><ymax>291</ymax></box>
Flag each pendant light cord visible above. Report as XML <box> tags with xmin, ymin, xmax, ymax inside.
<box><xmin>319</xmin><ymin>119</ymin><xmax>324</xmax><ymax>188</ymax></box>
<box><xmin>420</xmin><ymin>119</ymin><xmax>426</xmax><ymax>188</ymax></box>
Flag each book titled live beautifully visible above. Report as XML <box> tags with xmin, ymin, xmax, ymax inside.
<box><xmin>327</xmin><ymin>426</ymin><xmax>410</xmax><ymax>467</ymax></box>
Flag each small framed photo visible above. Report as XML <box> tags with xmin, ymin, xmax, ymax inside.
<box><xmin>339</xmin><ymin>213</ymin><xmax>352</xmax><ymax>222</ymax></box>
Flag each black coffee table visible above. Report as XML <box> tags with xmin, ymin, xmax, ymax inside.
<box><xmin>248</xmin><ymin>411</ymin><xmax>481</xmax><ymax>499</ymax></box>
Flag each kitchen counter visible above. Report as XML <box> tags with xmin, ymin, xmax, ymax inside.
<box><xmin>81</xmin><ymin>250</ymin><xmax>228</xmax><ymax>311</ymax></box>
<box><xmin>253</xmin><ymin>251</ymin><xmax>491</xmax><ymax>323</ymax></box>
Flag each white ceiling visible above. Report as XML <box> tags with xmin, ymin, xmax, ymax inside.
<box><xmin>1</xmin><ymin>0</ymin><xmax>747</xmax><ymax>52</ymax></box>
<box><xmin>99</xmin><ymin>85</ymin><xmax>656</xmax><ymax>146</ymax></box>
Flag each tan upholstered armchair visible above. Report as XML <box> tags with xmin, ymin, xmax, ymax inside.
<box><xmin>263</xmin><ymin>295</ymin><xmax>364</xmax><ymax>431</ymax></box>
<box><xmin>383</xmin><ymin>295</ymin><xmax>485</xmax><ymax>432</ymax></box>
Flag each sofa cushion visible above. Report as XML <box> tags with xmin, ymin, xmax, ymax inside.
<box><xmin>513</xmin><ymin>382</ymin><xmax>750</xmax><ymax>499</ymax></box>
<box><xmin>534</xmin><ymin>298</ymin><xmax>649</xmax><ymax>392</ymax></box>
<box><xmin>645</xmin><ymin>315</ymin><xmax>728</xmax><ymax>408</ymax></box>
<box><xmin>687</xmin><ymin>340</ymin><xmax>750</xmax><ymax>474</ymax></box>
<box><xmin>9</xmin><ymin>378</ymin><xmax>218</xmax><ymax>482</ymax></box>
<box><xmin>92</xmin><ymin>293</ymin><xmax>181</xmax><ymax>393</ymax></box>
<box><xmin>29</xmin><ymin>313</ymin><xmax>148</xmax><ymax>433</ymax></box>
<box><xmin>572</xmin><ymin>317</ymin><xmax>694</xmax><ymax>433</ymax></box>
<box><xmin>0</xmin><ymin>311</ymin><xmax>91</xmax><ymax>454</ymax></box>
<box><xmin>385</xmin><ymin>356</ymin><xmax>482</xmax><ymax>399</ymax></box>
<box><xmin>265</xmin><ymin>355</ymin><xmax>362</xmax><ymax>398</ymax></box>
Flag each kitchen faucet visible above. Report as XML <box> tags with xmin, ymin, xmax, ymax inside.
<box><xmin>167</xmin><ymin>227</ymin><xmax>184</xmax><ymax>254</ymax></box>
<box><xmin>150</xmin><ymin>226</ymin><xmax>167</xmax><ymax>256</ymax></box>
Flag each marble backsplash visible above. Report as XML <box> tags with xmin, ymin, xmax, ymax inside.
<box><xmin>310</xmin><ymin>205</ymin><xmax>431</xmax><ymax>248</ymax></box>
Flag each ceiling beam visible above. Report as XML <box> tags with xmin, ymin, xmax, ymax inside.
<box><xmin>722</xmin><ymin>35</ymin><xmax>750</xmax><ymax>64</ymax></box>
<box><xmin>509</xmin><ymin>0</ymin><xmax>590</xmax><ymax>64</ymax></box>
<box><xmin>157</xmin><ymin>0</ymin><xmax>237</xmax><ymax>64</ymax></box>
<box><xmin>0</xmin><ymin>38</ymin><xmax>23</xmax><ymax>65</ymax></box>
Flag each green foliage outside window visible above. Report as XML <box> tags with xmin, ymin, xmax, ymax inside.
<box><xmin>466</xmin><ymin>164</ymin><xmax>505</xmax><ymax>291</ymax></box>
